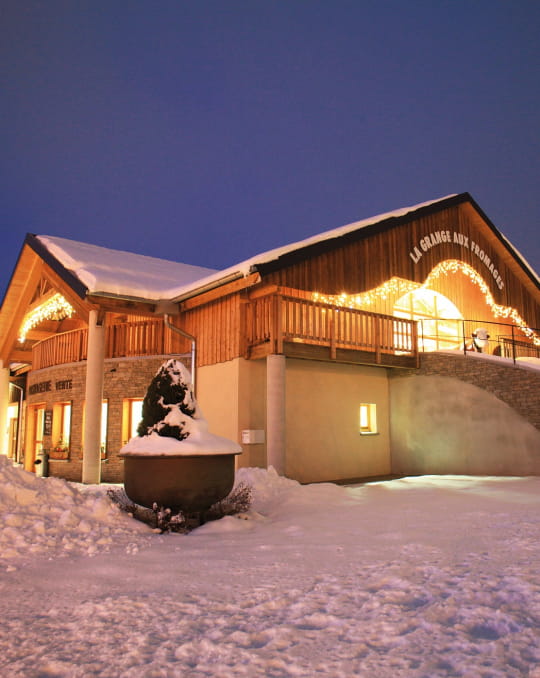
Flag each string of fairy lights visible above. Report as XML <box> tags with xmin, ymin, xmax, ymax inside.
<box><xmin>313</xmin><ymin>259</ymin><xmax>540</xmax><ymax>347</ymax></box>
<box><xmin>18</xmin><ymin>293</ymin><xmax>74</xmax><ymax>343</ymax></box>
<box><xmin>16</xmin><ymin>260</ymin><xmax>540</xmax><ymax>349</ymax></box>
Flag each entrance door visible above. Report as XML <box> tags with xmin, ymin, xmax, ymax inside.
<box><xmin>8</xmin><ymin>417</ymin><xmax>18</xmax><ymax>460</ymax></box>
<box><xmin>33</xmin><ymin>405</ymin><xmax>45</xmax><ymax>466</ymax></box>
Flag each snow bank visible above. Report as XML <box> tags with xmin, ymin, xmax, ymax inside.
<box><xmin>2</xmin><ymin>464</ymin><xmax>540</xmax><ymax>677</ymax></box>
<box><xmin>0</xmin><ymin>457</ymin><xmax>149</xmax><ymax>570</ymax></box>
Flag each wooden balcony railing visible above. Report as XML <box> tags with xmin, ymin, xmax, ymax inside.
<box><xmin>33</xmin><ymin>328</ymin><xmax>88</xmax><ymax>370</ymax></box>
<box><xmin>246</xmin><ymin>289</ymin><xmax>418</xmax><ymax>366</ymax></box>
<box><xmin>32</xmin><ymin>293</ymin><xmax>421</xmax><ymax>371</ymax></box>
<box><xmin>32</xmin><ymin>319</ymin><xmax>183</xmax><ymax>370</ymax></box>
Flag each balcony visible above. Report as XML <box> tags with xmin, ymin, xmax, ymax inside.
<box><xmin>245</xmin><ymin>287</ymin><xmax>419</xmax><ymax>368</ymax></box>
<box><xmin>30</xmin><ymin>287</ymin><xmax>538</xmax><ymax>372</ymax></box>
<box><xmin>32</xmin><ymin>319</ymin><xmax>181</xmax><ymax>370</ymax></box>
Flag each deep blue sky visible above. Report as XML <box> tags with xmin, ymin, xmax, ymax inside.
<box><xmin>2</xmin><ymin>1</ymin><xmax>539</xmax><ymax>302</ymax></box>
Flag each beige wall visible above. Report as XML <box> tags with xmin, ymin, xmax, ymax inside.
<box><xmin>284</xmin><ymin>359</ymin><xmax>391</xmax><ymax>483</ymax></box>
<box><xmin>390</xmin><ymin>374</ymin><xmax>540</xmax><ymax>475</ymax></box>
<box><xmin>198</xmin><ymin>357</ymin><xmax>392</xmax><ymax>483</ymax></box>
<box><xmin>196</xmin><ymin>358</ymin><xmax>266</xmax><ymax>469</ymax></box>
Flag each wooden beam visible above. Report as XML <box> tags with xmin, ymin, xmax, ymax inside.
<box><xmin>86</xmin><ymin>295</ymin><xmax>157</xmax><ymax>316</ymax></box>
<box><xmin>247</xmin><ymin>283</ymin><xmax>279</xmax><ymax>301</ymax></box>
<box><xmin>9</xmin><ymin>349</ymin><xmax>32</xmax><ymax>363</ymax></box>
<box><xmin>0</xmin><ymin>250</ymin><xmax>44</xmax><ymax>363</ymax></box>
<box><xmin>26</xmin><ymin>329</ymin><xmax>56</xmax><ymax>341</ymax></box>
<box><xmin>41</xmin><ymin>266</ymin><xmax>96</xmax><ymax>321</ymax></box>
<box><xmin>180</xmin><ymin>273</ymin><xmax>261</xmax><ymax>311</ymax></box>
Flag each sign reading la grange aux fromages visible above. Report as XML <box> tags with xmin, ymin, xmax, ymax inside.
<box><xmin>409</xmin><ymin>230</ymin><xmax>504</xmax><ymax>290</ymax></box>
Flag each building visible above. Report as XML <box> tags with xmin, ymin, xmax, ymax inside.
<box><xmin>1</xmin><ymin>193</ymin><xmax>539</xmax><ymax>484</ymax></box>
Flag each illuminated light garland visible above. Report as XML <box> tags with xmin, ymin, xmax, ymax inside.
<box><xmin>313</xmin><ymin>260</ymin><xmax>540</xmax><ymax>347</ymax></box>
<box><xmin>426</xmin><ymin>261</ymin><xmax>540</xmax><ymax>346</ymax></box>
<box><xmin>313</xmin><ymin>277</ymin><xmax>419</xmax><ymax>308</ymax></box>
<box><xmin>19</xmin><ymin>293</ymin><xmax>74</xmax><ymax>343</ymax></box>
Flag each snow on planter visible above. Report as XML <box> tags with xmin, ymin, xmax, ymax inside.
<box><xmin>119</xmin><ymin>359</ymin><xmax>241</xmax><ymax>511</ymax></box>
<box><xmin>120</xmin><ymin>359</ymin><xmax>241</xmax><ymax>456</ymax></box>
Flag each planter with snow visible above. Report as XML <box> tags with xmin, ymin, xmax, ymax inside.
<box><xmin>119</xmin><ymin>359</ymin><xmax>241</xmax><ymax>512</ymax></box>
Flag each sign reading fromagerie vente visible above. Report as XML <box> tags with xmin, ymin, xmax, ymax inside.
<box><xmin>29</xmin><ymin>379</ymin><xmax>73</xmax><ymax>396</ymax></box>
<box><xmin>408</xmin><ymin>230</ymin><xmax>504</xmax><ymax>290</ymax></box>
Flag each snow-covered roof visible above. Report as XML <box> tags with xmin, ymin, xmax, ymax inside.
<box><xmin>35</xmin><ymin>193</ymin><xmax>539</xmax><ymax>304</ymax></box>
<box><xmin>37</xmin><ymin>235</ymin><xmax>217</xmax><ymax>300</ymax></box>
<box><xmin>168</xmin><ymin>195</ymin><xmax>458</xmax><ymax>300</ymax></box>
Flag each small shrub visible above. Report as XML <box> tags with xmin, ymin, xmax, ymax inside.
<box><xmin>107</xmin><ymin>483</ymin><xmax>253</xmax><ymax>533</ymax></box>
<box><xmin>203</xmin><ymin>482</ymin><xmax>253</xmax><ymax>521</ymax></box>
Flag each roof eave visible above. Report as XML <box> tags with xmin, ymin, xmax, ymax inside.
<box><xmin>24</xmin><ymin>234</ymin><xmax>89</xmax><ymax>299</ymax></box>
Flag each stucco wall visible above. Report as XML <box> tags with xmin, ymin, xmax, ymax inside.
<box><xmin>284</xmin><ymin>359</ymin><xmax>391</xmax><ymax>483</ymax></box>
<box><xmin>196</xmin><ymin>358</ymin><xmax>266</xmax><ymax>469</ymax></box>
<box><xmin>390</xmin><ymin>374</ymin><xmax>540</xmax><ymax>476</ymax></box>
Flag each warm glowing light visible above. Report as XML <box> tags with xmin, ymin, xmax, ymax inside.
<box><xmin>426</xmin><ymin>261</ymin><xmax>540</xmax><ymax>346</ymax></box>
<box><xmin>18</xmin><ymin>293</ymin><xmax>74</xmax><ymax>343</ymax></box>
<box><xmin>313</xmin><ymin>277</ymin><xmax>419</xmax><ymax>308</ymax></box>
<box><xmin>313</xmin><ymin>260</ymin><xmax>540</xmax><ymax>347</ymax></box>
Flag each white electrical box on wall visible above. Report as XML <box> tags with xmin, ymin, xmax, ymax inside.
<box><xmin>241</xmin><ymin>429</ymin><xmax>265</xmax><ymax>444</ymax></box>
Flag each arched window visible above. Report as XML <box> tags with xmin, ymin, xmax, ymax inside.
<box><xmin>394</xmin><ymin>288</ymin><xmax>463</xmax><ymax>352</ymax></box>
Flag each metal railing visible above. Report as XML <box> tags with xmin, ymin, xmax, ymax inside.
<box><xmin>417</xmin><ymin>318</ymin><xmax>540</xmax><ymax>364</ymax></box>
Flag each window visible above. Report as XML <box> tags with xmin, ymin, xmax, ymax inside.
<box><xmin>81</xmin><ymin>400</ymin><xmax>109</xmax><ymax>459</ymax></box>
<box><xmin>394</xmin><ymin>288</ymin><xmax>462</xmax><ymax>352</ymax></box>
<box><xmin>101</xmin><ymin>401</ymin><xmax>108</xmax><ymax>459</ymax></box>
<box><xmin>122</xmin><ymin>398</ymin><xmax>143</xmax><ymax>445</ymax></box>
<box><xmin>32</xmin><ymin>404</ymin><xmax>46</xmax><ymax>459</ymax></box>
<box><xmin>52</xmin><ymin>402</ymin><xmax>71</xmax><ymax>458</ymax></box>
<box><xmin>359</xmin><ymin>403</ymin><xmax>377</xmax><ymax>435</ymax></box>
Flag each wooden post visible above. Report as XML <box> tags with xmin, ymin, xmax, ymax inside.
<box><xmin>266</xmin><ymin>354</ymin><xmax>286</xmax><ymax>475</ymax></box>
<box><xmin>329</xmin><ymin>310</ymin><xmax>336</xmax><ymax>360</ymax></box>
<box><xmin>412</xmin><ymin>321</ymin><xmax>420</xmax><ymax>368</ymax></box>
<box><xmin>82</xmin><ymin>310</ymin><xmax>105</xmax><ymax>484</ymax></box>
<box><xmin>0</xmin><ymin>361</ymin><xmax>10</xmax><ymax>456</ymax></box>
<box><xmin>375</xmin><ymin>317</ymin><xmax>381</xmax><ymax>364</ymax></box>
<box><xmin>275</xmin><ymin>294</ymin><xmax>283</xmax><ymax>354</ymax></box>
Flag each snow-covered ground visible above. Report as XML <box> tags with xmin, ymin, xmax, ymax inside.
<box><xmin>1</xmin><ymin>456</ymin><xmax>539</xmax><ymax>677</ymax></box>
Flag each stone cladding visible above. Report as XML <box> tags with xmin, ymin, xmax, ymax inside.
<box><xmin>26</xmin><ymin>355</ymin><xmax>192</xmax><ymax>483</ymax></box>
<box><xmin>391</xmin><ymin>352</ymin><xmax>540</xmax><ymax>430</ymax></box>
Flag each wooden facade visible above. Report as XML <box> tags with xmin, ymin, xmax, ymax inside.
<box><xmin>0</xmin><ymin>193</ymin><xmax>539</xmax><ymax>483</ymax></box>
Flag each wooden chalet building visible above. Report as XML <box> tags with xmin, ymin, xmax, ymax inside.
<box><xmin>1</xmin><ymin>193</ymin><xmax>539</xmax><ymax>484</ymax></box>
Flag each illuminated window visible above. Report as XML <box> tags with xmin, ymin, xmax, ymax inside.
<box><xmin>32</xmin><ymin>404</ymin><xmax>46</xmax><ymax>459</ymax></box>
<box><xmin>52</xmin><ymin>401</ymin><xmax>71</xmax><ymax>456</ymax></box>
<box><xmin>101</xmin><ymin>401</ymin><xmax>108</xmax><ymax>459</ymax></box>
<box><xmin>81</xmin><ymin>400</ymin><xmax>109</xmax><ymax>458</ymax></box>
<box><xmin>394</xmin><ymin>288</ymin><xmax>462</xmax><ymax>352</ymax></box>
<box><xmin>359</xmin><ymin>403</ymin><xmax>377</xmax><ymax>435</ymax></box>
<box><xmin>122</xmin><ymin>398</ymin><xmax>143</xmax><ymax>444</ymax></box>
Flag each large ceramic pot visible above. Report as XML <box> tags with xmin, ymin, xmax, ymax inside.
<box><xmin>120</xmin><ymin>452</ymin><xmax>240</xmax><ymax>512</ymax></box>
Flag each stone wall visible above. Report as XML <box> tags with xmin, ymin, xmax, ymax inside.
<box><xmin>26</xmin><ymin>355</ymin><xmax>191</xmax><ymax>483</ymax></box>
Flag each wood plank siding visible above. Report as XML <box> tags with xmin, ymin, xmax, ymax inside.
<box><xmin>257</xmin><ymin>204</ymin><xmax>540</xmax><ymax>330</ymax></box>
<box><xmin>12</xmin><ymin>196</ymin><xmax>540</xmax><ymax>374</ymax></box>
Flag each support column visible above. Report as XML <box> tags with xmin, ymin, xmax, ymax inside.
<box><xmin>82</xmin><ymin>310</ymin><xmax>105</xmax><ymax>484</ymax></box>
<box><xmin>266</xmin><ymin>353</ymin><xmax>286</xmax><ymax>475</ymax></box>
<box><xmin>0</xmin><ymin>361</ymin><xmax>10</xmax><ymax>456</ymax></box>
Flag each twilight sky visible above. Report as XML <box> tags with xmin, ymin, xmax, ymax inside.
<box><xmin>1</xmin><ymin>1</ymin><xmax>539</xmax><ymax>302</ymax></box>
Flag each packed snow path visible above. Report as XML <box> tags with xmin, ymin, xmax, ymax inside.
<box><xmin>0</xmin><ymin>459</ymin><xmax>539</xmax><ymax>677</ymax></box>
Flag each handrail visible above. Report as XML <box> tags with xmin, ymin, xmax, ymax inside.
<box><xmin>247</xmin><ymin>292</ymin><xmax>418</xmax><ymax>362</ymax></box>
<box><xmin>32</xmin><ymin>319</ymin><xmax>188</xmax><ymax>370</ymax></box>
